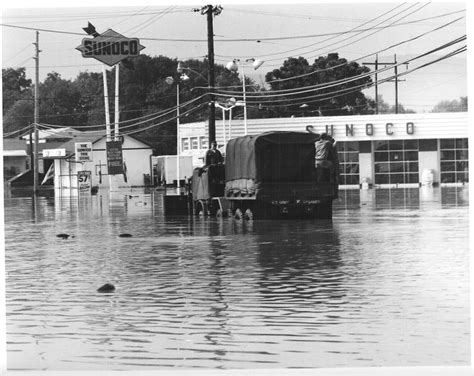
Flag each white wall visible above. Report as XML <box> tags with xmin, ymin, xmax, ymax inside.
<box><xmin>55</xmin><ymin>136</ymin><xmax>153</xmax><ymax>189</ymax></box>
<box><xmin>180</xmin><ymin>112</ymin><xmax>468</xmax><ymax>147</ymax></box>
<box><xmin>93</xmin><ymin>137</ymin><xmax>153</xmax><ymax>188</ymax></box>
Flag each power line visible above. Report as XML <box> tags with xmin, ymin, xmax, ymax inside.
<box><xmin>122</xmin><ymin>5</ymin><xmax>177</xmax><ymax>36</ymax></box>
<box><xmin>216</xmin><ymin>2</ymin><xmax>414</xmax><ymax>61</ymax></box>
<box><xmin>5</xmin><ymin>46</ymin><xmax>465</xmax><ymax>139</ymax></box>
<box><xmin>0</xmin><ymin>9</ymin><xmax>465</xmax><ymax>42</ymax></box>
<box><xmin>6</xmin><ymin>14</ymin><xmax>463</xmax><ymax>87</ymax></box>
<box><xmin>224</xmin><ymin>6</ymin><xmax>371</xmax><ymax>22</ymax></box>
<box><xmin>1</xmin><ymin>7</ymin><xmax>191</xmax><ymax>24</ymax></box>
<box><xmin>301</xmin><ymin>2</ymin><xmax>431</xmax><ymax>64</ymax></box>
<box><xmin>3</xmin><ymin>36</ymin><xmax>465</xmax><ymax>127</ymax></box>
<box><xmin>208</xmin><ymin>34</ymin><xmax>466</xmax><ymax>100</ymax></box>
<box><xmin>208</xmin><ymin>39</ymin><xmax>466</xmax><ymax>106</ymax></box>
<box><xmin>262</xmin><ymin>16</ymin><xmax>463</xmax><ymax>85</ymax></box>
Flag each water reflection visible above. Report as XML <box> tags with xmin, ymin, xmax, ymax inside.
<box><xmin>255</xmin><ymin>221</ymin><xmax>346</xmax><ymax>336</ymax></box>
<box><xmin>332</xmin><ymin>185</ymin><xmax>469</xmax><ymax>211</ymax></box>
<box><xmin>3</xmin><ymin>185</ymin><xmax>470</xmax><ymax>370</ymax></box>
<box><xmin>374</xmin><ymin>188</ymin><xmax>420</xmax><ymax>209</ymax></box>
<box><xmin>337</xmin><ymin>189</ymin><xmax>361</xmax><ymax>209</ymax></box>
<box><xmin>440</xmin><ymin>186</ymin><xmax>470</xmax><ymax>207</ymax></box>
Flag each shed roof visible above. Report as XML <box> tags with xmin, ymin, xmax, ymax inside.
<box><xmin>3</xmin><ymin>150</ymin><xmax>28</xmax><ymax>157</ymax></box>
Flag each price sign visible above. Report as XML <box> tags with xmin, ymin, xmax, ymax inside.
<box><xmin>78</xmin><ymin>170</ymin><xmax>92</xmax><ymax>194</ymax></box>
<box><xmin>106</xmin><ymin>141</ymin><xmax>124</xmax><ymax>175</ymax></box>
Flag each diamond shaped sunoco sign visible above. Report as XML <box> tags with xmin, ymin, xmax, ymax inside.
<box><xmin>76</xmin><ymin>29</ymin><xmax>145</xmax><ymax>66</ymax></box>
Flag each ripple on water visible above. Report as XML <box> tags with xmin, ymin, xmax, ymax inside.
<box><xmin>4</xmin><ymin>187</ymin><xmax>470</xmax><ymax>370</ymax></box>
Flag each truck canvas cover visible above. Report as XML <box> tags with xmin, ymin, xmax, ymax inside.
<box><xmin>225</xmin><ymin>131</ymin><xmax>320</xmax><ymax>197</ymax></box>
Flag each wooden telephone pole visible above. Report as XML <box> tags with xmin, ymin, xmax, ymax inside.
<box><xmin>33</xmin><ymin>31</ymin><xmax>41</xmax><ymax>193</ymax></box>
<box><xmin>363</xmin><ymin>54</ymin><xmax>408</xmax><ymax>114</ymax></box>
<box><xmin>195</xmin><ymin>5</ymin><xmax>222</xmax><ymax>144</ymax></box>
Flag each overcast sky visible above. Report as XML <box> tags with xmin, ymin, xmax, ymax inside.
<box><xmin>1</xmin><ymin>0</ymin><xmax>469</xmax><ymax>112</ymax></box>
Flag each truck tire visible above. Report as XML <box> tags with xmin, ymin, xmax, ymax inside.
<box><xmin>244</xmin><ymin>208</ymin><xmax>254</xmax><ymax>221</ymax></box>
<box><xmin>195</xmin><ymin>201</ymin><xmax>206</xmax><ymax>216</ymax></box>
<box><xmin>234</xmin><ymin>208</ymin><xmax>243</xmax><ymax>220</ymax></box>
<box><xmin>194</xmin><ymin>201</ymin><xmax>201</xmax><ymax>216</ymax></box>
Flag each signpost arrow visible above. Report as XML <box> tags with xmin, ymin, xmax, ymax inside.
<box><xmin>83</xmin><ymin>22</ymin><xmax>99</xmax><ymax>37</ymax></box>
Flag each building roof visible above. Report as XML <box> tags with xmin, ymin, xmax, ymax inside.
<box><xmin>55</xmin><ymin>135</ymin><xmax>103</xmax><ymax>155</ymax></box>
<box><xmin>20</xmin><ymin>126</ymin><xmax>85</xmax><ymax>141</ymax></box>
<box><xmin>3</xmin><ymin>138</ymin><xmax>29</xmax><ymax>151</ymax></box>
<box><xmin>3</xmin><ymin>150</ymin><xmax>28</xmax><ymax>157</ymax></box>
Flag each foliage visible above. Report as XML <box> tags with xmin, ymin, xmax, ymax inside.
<box><xmin>72</xmin><ymin>71</ymin><xmax>106</xmax><ymax>127</ymax></box>
<box><xmin>3</xmin><ymin>99</ymin><xmax>34</xmax><ymax>135</ymax></box>
<box><xmin>264</xmin><ymin>54</ymin><xmax>374</xmax><ymax>117</ymax></box>
<box><xmin>38</xmin><ymin>72</ymin><xmax>84</xmax><ymax>126</ymax></box>
<box><xmin>2</xmin><ymin>53</ymin><xmax>466</xmax><ymax>155</ymax></box>
<box><xmin>375</xmin><ymin>95</ymin><xmax>416</xmax><ymax>114</ymax></box>
<box><xmin>431</xmin><ymin>97</ymin><xmax>467</xmax><ymax>113</ymax></box>
<box><xmin>2</xmin><ymin>67</ymin><xmax>32</xmax><ymax>116</ymax></box>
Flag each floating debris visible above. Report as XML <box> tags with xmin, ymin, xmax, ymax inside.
<box><xmin>97</xmin><ymin>283</ymin><xmax>115</xmax><ymax>293</ymax></box>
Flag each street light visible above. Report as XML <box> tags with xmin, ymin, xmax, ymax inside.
<box><xmin>226</xmin><ymin>58</ymin><xmax>264</xmax><ymax>135</ymax></box>
<box><xmin>299</xmin><ymin>103</ymin><xmax>308</xmax><ymax>117</ymax></box>
<box><xmin>214</xmin><ymin>97</ymin><xmax>245</xmax><ymax>144</ymax></box>
<box><xmin>166</xmin><ymin>65</ymin><xmax>190</xmax><ymax>189</ymax></box>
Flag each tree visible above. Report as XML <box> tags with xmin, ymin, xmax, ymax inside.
<box><xmin>2</xmin><ymin>67</ymin><xmax>32</xmax><ymax>116</ymax></box>
<box><xmin>264</xmin><ymin>53</ymin><xmax>373</xmax><ymax>117</ymax></box>
<box><xmin>431</xmin><ymin>97</ymin><xmax>467</xmax><ymax>113</ymax></box>
<box><xmin>72</xmin><ymin>71</ymin><xmax>106</xmax><ymax>128</ymax></box>
<box><xmin>3</xmin><ymin>99</ymin><xmax>34</xmax><ymax>135</ymax></box>
<box><xmin>370</xmin><ymin>95</ymin><xmax>416</xmax><ymax>114</ymax></box>
<box><xmin>36</xmin><ymin>72</ymin><xmax>84</xmax><ymax>127</ymax></box>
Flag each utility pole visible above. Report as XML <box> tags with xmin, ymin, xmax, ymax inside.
<box><xmin>33</xmin><ymin>31</ymin><xmax>41</xmax><ymax>193</ymax></box>
<box><xmin>362</xmin><ymin>54</ymin><xmax>378</xmax><ymax>114</ymax></box>
<box><xmin>363</xmin><ymin>54</ymin><xmax>408</xmax><ymax>114</ymax></box>
<box><xmin>195</xmin><ymin>4</ymin><xmax>222</xmax><ymax>144</ymax></box>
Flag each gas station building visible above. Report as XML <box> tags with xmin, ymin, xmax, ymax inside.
<box><xmin>179</xmin><ymin>112</ymin><xmax>469</xmax><ymax>188</ymax></box>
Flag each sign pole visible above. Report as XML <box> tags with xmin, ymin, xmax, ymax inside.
<box><xmin>102</xmin><ymin>64</ymin><xmax>113</xmax><ymax>190</ymax></box>
<box><xmin>176</xmin><ymin>82</ymin><xmax>180</xmax><ymax>189</ymax></box>
<box><xmin>114</xmin><ymin>63</ymin><xmax>120</xmax><ymax>141</ymax></box>
<box><xmin>102</xmin><ymin>65</ymin><xmax>111</xmax><ymax>141</ymax></box>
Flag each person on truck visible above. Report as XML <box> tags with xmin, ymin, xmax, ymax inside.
<box><xmin>205</xmin><ymin>140</ymin><xmax>223</xmax><ymax>166</ymax></box>
<box><xmin>315</xmin><ymin>133</ymin><xmax>340</xmax><ymax>198</ymax></box>
<box><xmin>198</xmin><ymin>140</ymin><xmax>223</xmax><ymax>177</ymax></box>
<box><xmin>315</xmin><ymin>133</ymin><xmax>336</xmax><ymax>160</ymax></box>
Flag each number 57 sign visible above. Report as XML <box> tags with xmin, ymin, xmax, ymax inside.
<box><xmin>78</xmin><ymin>171</ymin><xmax>92</xmax><ymax>194</ymax></box>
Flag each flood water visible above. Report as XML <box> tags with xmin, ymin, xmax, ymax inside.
<box><xmin>3</xmin><ymin>186</ymin><xmax>470</xmax><ymax>371</ymax></box>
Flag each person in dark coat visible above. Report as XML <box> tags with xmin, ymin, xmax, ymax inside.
<box><xmin>205</xmin><ymin>140</ymin><xmax>223</xmax><ymax>166</ymax></box>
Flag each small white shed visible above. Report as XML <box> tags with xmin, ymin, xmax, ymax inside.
<box><xmin>47</xmin><ymin>134</ymin><xmax>153</xmax><ymax>190</ymax></box>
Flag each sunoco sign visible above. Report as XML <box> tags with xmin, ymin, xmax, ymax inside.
<box><xmin>76</xmin><ymin>28</ymin><xmax>145</xmax><ymax>66</ymax></box>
